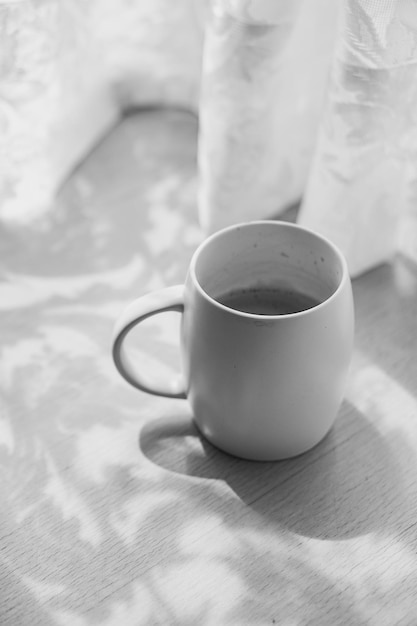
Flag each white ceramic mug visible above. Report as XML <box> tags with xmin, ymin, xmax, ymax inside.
<box><xmin>112</xmin><ymin>221</ymin><xmax>354</xmax><ymax>460</ymax></box>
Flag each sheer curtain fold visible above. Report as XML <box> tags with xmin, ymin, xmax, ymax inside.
<box><xmin>298</xmin><ymin>0</ymin><xmax>417</xmax><ymax>276</ymax></box>
<box><xmin>1</xmin><ymin>0</ymin><xmax>417</xmax><ymax>276</ymax></box>
<box><xmin>198</xmin><ymin>0</ymin><xmax>339</xmax><ymax>232</ymax></box>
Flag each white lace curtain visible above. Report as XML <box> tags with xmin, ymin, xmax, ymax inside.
<box><xmin>2</xmin><ymin>0</ymin><xmax>417</xmax><ymax>276</ymax></box>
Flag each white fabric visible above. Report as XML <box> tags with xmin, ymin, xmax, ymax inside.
<box><xmin>298</xmin><ymin>0</ymin><xmax>417</xmax><ymax>276</ymax></box>
<box><xmin>1</xmin><ymin>0</ymin><xmax>417</xmax><ymax>276</ymax></box>
<box><xmin>0</xmin><ymin>0</ymin><xmax>205</xmax><ymax>220</ymax></box>
<box><xmin>198</xmin><ymin>0</ymin><xmax>339</xmax><ymax>232</ymax></box>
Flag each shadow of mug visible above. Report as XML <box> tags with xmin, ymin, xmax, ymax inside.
<box><xmin>139</xmin><ymin>404</ymin><xmax>405</xmax><ymax>540</ymax></box>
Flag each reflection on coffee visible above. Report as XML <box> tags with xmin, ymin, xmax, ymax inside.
<box><xmin>216</xmin><ymin>286</ymin><xmax>321</xmax><ymax>315</ymax></box>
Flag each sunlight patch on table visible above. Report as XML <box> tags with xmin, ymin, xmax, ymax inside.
<box><xmin>0</xmin><ymin>326</ymin><xmax>97</xmax><ymax>387</ymax></box>
<box><xmin>302</xmin><ymin>534</ymin><xmax>417</xmax><ymax>624</ymax></box>
<box><xmin>22</xmin><ymin>575</ymin><xmax>66</xmax><ymax>603</ymax></box>
<box><xmin>178</xmin><ymin>515</ymin><xmax>240</xmax><ymax>557</ymax></box>
<box><xmin>0</xmin><ymin>255</ymin><xmax>145</xmax><ymax>310</ymax></box>
<box><xmin>0</xmin><ymin>338</ymin><xmax>47</xmax><ymax>390</ymax></box>
<box><xmin>73</xmin><ymin>423</ymin><xmax>145</xmax><ymax>484</ymax></box>
<box><xmin>150</xmin><ymin>558</ymin><xmax>244</xmax><ymax>624</ymax></box>
<box><xmin>43</xmin><ymin>453</ymin><xmax>102</xmax><ymax>546</ymax></box>
<box><xmin>53</xmin><ymin>581</ymin><xmax>153</xmax><ymax>626</ymax></box>
<box><xmin>143</xmin><ymin>175</ymin><xmax>191</xmax><ymax>257</ymax></box>
<box><xmin>0</xmin><ymin>326</ymin><xmax>102</xmax><ymax>410</ymax></box>
<box><xmin>137</xmin><ymin>310</ymin><xmax>181</xmax><ymax>347</ymax></box>
<box><xmin>0</xmin><ymin>411</ymin><xmax>15</xmax><ymax>453</ymax></box>
<box><xmin>393</xmin><ymin>255</ymin><xmax>417</xmax><ymax>297</ymax></box>
<box><xmin>347</xmin><ymin>351</ymin><xmax>417</xmax><ymax>448</ymax></box>
<box><xmin>110</xmin><ymin>492</ymin><xmax>179</xmax><ymax>545</ymax></box>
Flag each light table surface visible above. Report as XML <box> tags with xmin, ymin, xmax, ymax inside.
<box><xmin>1</xmin><ymin>109</ymin><xmax>417</xmax><ymax>625</ymax></box>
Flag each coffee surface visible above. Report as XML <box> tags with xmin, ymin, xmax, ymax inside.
<box><xmin>216</xmin><ymin>286</ymin><xmax>321</xmax><ymax>315</ymax></box>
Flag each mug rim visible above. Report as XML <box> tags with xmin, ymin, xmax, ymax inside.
<box><xmin>189</xmin><ymin>220</ymin><xmax>350</xmax><ymax>319</ymax></box>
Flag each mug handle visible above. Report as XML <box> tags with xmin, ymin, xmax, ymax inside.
<box><xmin>112</xmin><ymin>285</ymin><xmax>187</xmax><ymax>399</ymax></box>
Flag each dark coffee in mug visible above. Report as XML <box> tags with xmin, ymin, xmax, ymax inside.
<box><xmin>216</xmin><ymin>286</ymin><xmax>321</xmax><ymax>315</ymax></box>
